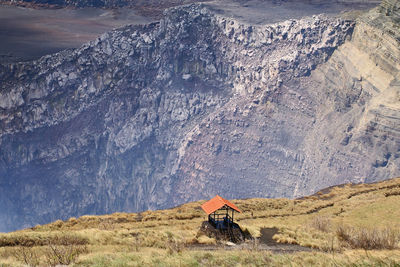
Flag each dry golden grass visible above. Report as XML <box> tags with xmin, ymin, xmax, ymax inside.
<box><xmin>337</xmin><ymin>224</ymin><xmax>399</xmax><ymax>250</ymax></box>
<box><xmin>1</xmin><ymin>177</ymin><xmax>400</xmax><ymax>266</ymax></box>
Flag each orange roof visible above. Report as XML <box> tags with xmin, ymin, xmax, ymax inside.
<box><xmin>201</xmin><ymin>195</ymin><xmax>241</xmax><ymax>215</ymax></box>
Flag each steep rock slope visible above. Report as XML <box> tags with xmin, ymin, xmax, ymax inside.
<box><xmin>298</xmin><ymin>0</ymin><xmax>400</xmax><ymax>192</ymax></box>
<box><xmin>0</xmin><ymin>2</ymin><xmax>398</xmax><ymax>232</ymax></box>
<box><xmin>173</xmin><ymin>1</ymin><xmax>400</xmax><ymax>201</ymax></box>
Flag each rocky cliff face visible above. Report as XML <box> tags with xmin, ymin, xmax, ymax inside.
<box><xmin>0</xmin><ymin>1</ymin><xmax>399</xmax><ymax>232</ymax></box>
<box><xmin>297</xmin><ymin>0</ymin><xmax>400</xmax><ymax>192</ymax></box>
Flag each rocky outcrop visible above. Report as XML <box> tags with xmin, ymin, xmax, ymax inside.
<box><xmin>0</xmin><ymin>2</ymin><xmax>398</xmax><ymax>232</ymax></box>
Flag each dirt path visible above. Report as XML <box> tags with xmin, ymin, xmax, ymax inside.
<box><xmin>188</xmin><ymin>227</ymin><xmax>311</xmax><ymax>253</ymax></box>
<box><xmin>187</xmin><ymin>242</ymin><xmax>311</xmax><ymax>253</ymax></box>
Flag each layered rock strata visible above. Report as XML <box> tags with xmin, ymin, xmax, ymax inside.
<box><xmin>0</xmin><ymin>2</ymin><xmax>399</xmax><ymax>232</ymax></box>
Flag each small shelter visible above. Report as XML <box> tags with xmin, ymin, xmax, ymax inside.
<box><xmin>201</xmin><ymin>195</ymin><xmax>241</xmax><ymax>230</ymax></box>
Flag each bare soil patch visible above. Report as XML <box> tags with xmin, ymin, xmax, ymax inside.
<box><xmin>189</xmin><ymin>225</ymin><xmax>311</xmax><ymax>253</ymax></box>
<box><xmin>259</xmin><ymin>227</ymin><xmax>279</xmax><ymax>245</ymax></box>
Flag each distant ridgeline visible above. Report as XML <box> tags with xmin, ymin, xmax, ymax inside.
<box><xmin>0</xmin><ymin>0</ymin><xmax>381</xmax><ymax>9</ymax></box>
<box><xmin>0</xmin><ymin>0</ymin><xmax>209</xmax><ymax>9</ymax></box>
<box><xmin>0</xmin><ymin>0</ymin><xmax>213</xmax><ymax>18</ymax></box>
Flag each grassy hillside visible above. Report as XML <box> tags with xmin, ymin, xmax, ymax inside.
<box><xmin>1</xmin><ymin>177</ymin><xmax>400</xmax><ymax>266</ymax></box>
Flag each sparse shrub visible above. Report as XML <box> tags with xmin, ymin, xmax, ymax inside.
<box><xmin>309</xmin><ymin>215</ymin><xmax>331</xmax><ymax>232</ymax></box>
<box><xmin>12</xmin><ymin>246</ymin><xmax>40</xmax><ymax>267</ymax></box>
<box><xmin>44</xmin><ymin>234</ymin><xmax>88</xmax><ymax>266</ymax></box>
<box><xmin>44</xmin><ymin>244</ymin><xmax>87</xmax><ymax>266</ymax></box>
<box><xmin>336</xmin><ymin>224</ymin><xmax>399</xmax><ymax>250</ymax></box>
<box><xmin>336</xmin><ymin>224</ymin><xmax>351</xmax><ymax>244</ymax></box>
<box><xmin>2</xmin><ymin>233</ymin><xmax>89</xmax><ymax>266</ymax></box>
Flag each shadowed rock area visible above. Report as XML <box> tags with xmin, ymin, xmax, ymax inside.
<box><xmin>0</xmin><ymin>0</ymin><xmax>399</xmax><ymax>232</ymax></box>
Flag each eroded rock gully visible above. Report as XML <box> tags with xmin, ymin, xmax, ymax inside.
<box><xmin>0</xmin><ymin>1</ymin><xmax>399</xmax><ymax>231</ymax></box>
